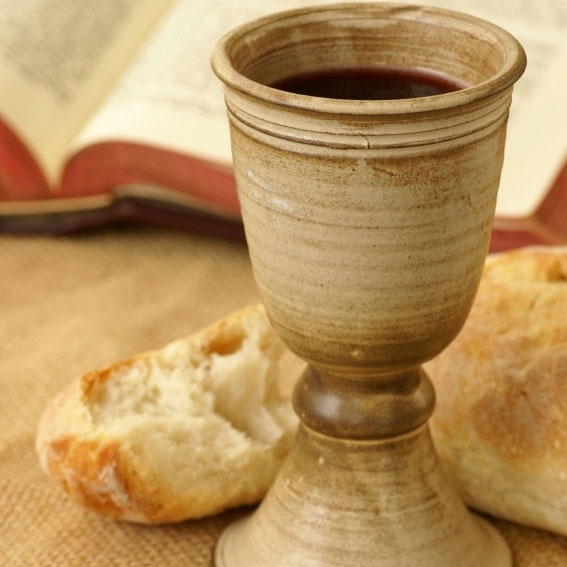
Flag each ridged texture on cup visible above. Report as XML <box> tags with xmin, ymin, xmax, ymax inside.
<box><xmin>213</xmin><ymin>3</ymin><xmax>525</xmax><ymax>372</ymax></box>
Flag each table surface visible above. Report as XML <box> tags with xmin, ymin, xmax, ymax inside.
<box><xmin>1</xmin><ymin>227</ymin><xmax>565</xmax><ymax>566</ymax></box>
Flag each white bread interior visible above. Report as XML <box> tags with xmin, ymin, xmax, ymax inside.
<box><xmin>36</xmin><ymin>304</ymin><xmax>301</xmax><ymax>524</ymax></box>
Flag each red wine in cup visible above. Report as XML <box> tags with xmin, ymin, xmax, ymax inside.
<box><xmin>270</xmin><ymin>66</ymin><xmax>467</xmax><ymax>100</ymax></box>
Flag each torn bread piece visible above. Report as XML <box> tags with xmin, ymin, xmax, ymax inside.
<box><xmin>36</xmin><ymin>305</ymin><xmax>300</xmax><ymax>524</ymax></box>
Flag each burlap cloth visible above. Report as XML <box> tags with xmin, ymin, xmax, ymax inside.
<box><xmin>1</xmin><ymin>227</ymin><xmax>565</xmax><ymax>566</ymax></box>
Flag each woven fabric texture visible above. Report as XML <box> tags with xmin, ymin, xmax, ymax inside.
<box><xmin>1</xmin><ymin>228</ymin><xmax>565</xmax><ymax>566</ymax></box>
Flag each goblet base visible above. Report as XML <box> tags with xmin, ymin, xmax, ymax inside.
<box><xmin>214</xmin><ymin>424</ymin><xmax>511</xmax><ymax>567</ymax></box>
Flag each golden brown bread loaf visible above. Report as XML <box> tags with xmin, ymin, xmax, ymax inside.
<box><xmin>36</xmin><ymin>305</ymin><xmax>300</xmax><ymax>524</ymax></box>
<box><xmin>38</xmin><ymin>248</ymin><xmax>567</xmax><ymax>533</ymax></box>
<box><xmin>425</xmin><ymin>246</ymin><xmax>567</xmax><ymax>536</ymax></box>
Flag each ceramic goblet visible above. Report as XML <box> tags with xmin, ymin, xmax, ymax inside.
<box><xmin>212</xmin><ymin>3</ymin><xmax>525</xmax><ymax>566</ymax></box>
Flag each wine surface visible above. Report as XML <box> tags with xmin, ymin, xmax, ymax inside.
<box><xmin>270</xmin><ymin>66</ymin><xmax>467</xmax><ymax>100</ymax></box>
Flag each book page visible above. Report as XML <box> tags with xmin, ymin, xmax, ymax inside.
<box><xmin>72</xmin><ymin>0</ymin><xmax>302</xmax><ymax>168</ymax></box>
<box><xmin>74</xmin><ymin>0</ymin><xmax>567</xmax><ymax>218</ymax></box>
<box><xmin>0</xmin><ymin>0</ymin><xmax>173</xmax><ymax>185</ymax></box>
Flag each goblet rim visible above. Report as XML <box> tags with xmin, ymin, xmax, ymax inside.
<box><xmin>211</xmin><ymin>1</ymin><xmax>526</xmax><ymax>116</ymax></box>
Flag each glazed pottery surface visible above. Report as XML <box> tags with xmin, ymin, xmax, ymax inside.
<box><xmin>212</xmin><ymin>3</ymin><xmax>525</xmax><ymax>565</ymax></box>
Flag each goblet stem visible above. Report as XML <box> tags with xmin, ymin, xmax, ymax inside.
<box><xmin>293</xmin><ymin>365</ymin><xmax>435</xmax><ymax>440</ymax></box>
<box><xmin>215</xmin><ymin>389</ymin><xmax>511</xmax><ymax>566</ymax></box>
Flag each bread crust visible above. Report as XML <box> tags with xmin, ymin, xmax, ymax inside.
<box><xmin>36</xmin><ymin>305</ymin><xmax>299</xmax><ymax>524</ymax></box>
<box><xmin>39</xmin><ymin>251</ymin><xmax>567</xmax><ymax>532</ymax></box>
<box><xmin>425</xmin><ymin>246</ymin><xmax>567</xmax><ymax>535</ymax></box>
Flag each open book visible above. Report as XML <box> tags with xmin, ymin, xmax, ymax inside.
<box><xmin>0</xmin><ymin>0</ymin><xmax>565</xmax><ymax>248</ymax></box>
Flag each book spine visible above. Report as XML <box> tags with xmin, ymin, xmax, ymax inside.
<box><xmin>491</xmin><ymin>159</ymin><xmax>567</xmax><ymax>252</ymax></box>
<box><xmin>534</xmin><ymin>160</ymin><xmax>567</xmax><ymax>239</ymax></box>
